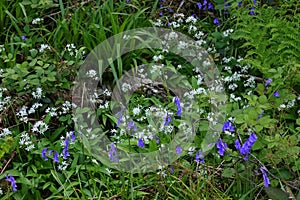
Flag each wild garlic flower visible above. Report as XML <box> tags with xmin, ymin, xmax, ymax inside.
<box><xmin>31</xmin><ymin>121</ymin><xmax>48</xmax><ymax>134</ymax></box>
<box><xmin>0</xmin><ymin>128</ymin><xmax>12</xmax><ymax>137</ymax></box>
<box><xmin>39</xmin><ymin>44</ymin><xmax>50</xmax><ymax>53</ymax></box>
<box><xmin>32</xmin><ymin>87</ymin><xmax>43</xmax><ymax>99</ymax></box>
<box><xmin>32</xmin><ymin>18</ymin><xmax>43</xmax><ymax>24</ymax></box>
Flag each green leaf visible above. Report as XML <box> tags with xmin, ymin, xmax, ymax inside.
<box><xmin>265</xmin><ymin>187</ymin><xmax>289</xmax><ymax>200</ymax></box>
<box><xmin>222</xmin><ymin>168</ymin><xmax>236</xmax><ymax>178</ymax></box>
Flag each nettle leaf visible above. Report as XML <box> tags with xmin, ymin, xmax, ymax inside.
<box><xmin>222</xmin><ymin>168</ymin><xmax>236</xmax><ymax>178</ymax></box>
<box><xmin>264</xmin><ymin>187</ymin><xmax>289</xmax><ymax>200</ymax></box>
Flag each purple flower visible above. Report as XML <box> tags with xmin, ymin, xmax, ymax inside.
<box><xmin>265</xmin><ymin>78</ymin><xmax>272</xmax><ymax>87</ymax></box>
<box><xmin>70</xmin><ymin>131</ymin><xmax>76</xmax><ymax>142</ymax></box>
<box><xmin>152</xmin><ymin>135</ymin><xmax>160</xmax><ymax>144</ymax></box>
<box><xmin>197</xmin><ymin>2</ymin><xmax>202</xmax><ymax>9</ymax></box>
<box><xmin>128</xmin><ymin>121</ymin><xmax>134</xmax><ymax>130</ymax></box>
<box><xmin>164</xmin><ymin>113</ymin><xmax>172</xmax><ymax>126</ymax></box>
<box><xmin>249</xmin><ymin>6</ymin><xmax>255</xmax><ymax>15</ymax></box>
<box><xmin>170</xmin><ymin>165</ymin><xmax>175</xmax><ymax>174</ymax></box>
<box><xmin>213</xmin><ymin>18</ymin><xmax>220</xmax><ymax>25</ymax></box>
<box><xmin>42</xmin><ymin>147</ymin><xmax>48</xmax><ymax>161</ymax></box>
<box><xmin>108</xmin><ymin>143</ymin><xmax>119</xmax><ymax>162</ymax></box>
<box><xmin>196</xmin><ymin>150</ymin><xmax>205</xmax><ymax>163</ymax></box>
<box><xmin>216</xmin><ymin>138</ymin><xmax>227</xmax><ymax>156</ymax></box>
<box><xmin>137</xmin><ymin>138</ymin><xmax>145</xmax><ymax>148</ymax></box>
<box><xmin>168</xmin><ymin>7</ymin><xmax>173</xmax><ymax>12</ymax></box>
<box><xmin>53</xmin><ymin>151</ymin><xmax>59</xmax><ymax>163</ymax></box>
<box><xmin>253</xmin><ymin>0</ymin><xmax>257</xmax><ymax>5</ymax></box>
<box><xmin>117</xmin><ymin>114</ymin><xmax>122</xmax><ymax>127</ymax></box>
<box><xmin>174</xmin><ymin>96</ymin><xmax>182</xmax><ymax>116</ymax></box>
<box><xmin>256</xmin><ymin>109</ymin><xmax>264</xmax><ymax>120</ymax></box>
<box><xmin>238</xmin><ymin>1</ymin><xmax>242</xmax><ymax>7</ymax></box>
<box><xmin>176</xmin><ymin>145</ymin><xmax>182</xmax><ymax>155</ymax></box>
<box><xmin>222</xmin><ymin>120</ymin><xmax>235</xmax><ymax>132</ymax></box>
<box><xmin>159</xmin><ymin>11</ymin><xmax>163</xmax><ymax>16</ymax></box>
<box><xmin>273</xmin><ymin>91</ymin><xmax>279</xmax><ymax>97</ymax></box>
<box><xmin>6</xmin><ymin>175</ymin><xmax>17</xmax><ymax>192</ymax></box>
<box><xmin>208</xmin><ymin>2</ymin><xmax>214</xmax><ymax>10</ymax></box>
<box><xmin>159</xmin><ymin>3</ymin><xmax>163</xmax><ymax>8</ymax></box>
<box><xmin>62</xmin><ymin>138</ymin><xmax>70</xmax><ymax>159</ymax></box>
<box><xmin>236</xmin><ymin>133</ymin><xmax>257</xmax><ymax>159</ymax></box>
<box><xmin>260</xmin><ymin>167</ymin><xmax>270</xmax><ymax>187</ymax></box>
<box><xmin>21</xmin><ymin>35</ymin><xmax>26</xmax><ymax>40</ymax></box>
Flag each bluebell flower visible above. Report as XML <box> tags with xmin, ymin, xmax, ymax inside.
<box><xmin>42</xmin><ymin>147</ymin><xmax>48</xmax><ymax>161</ymax></box>
<box><xmin>222</xmin><ymin>120</ymin><xmax>235</xmax><ymax>132</ymax></box>
<box><xmin>265</xmin><ymin>78</ymin><xmax>272</xmax><ymax>87</ymax></box>
<box><xmin>216</xmin><ymin>138</ymin><xmax>227</xmax><ymax>156</ymax></box>
<box><xmin>213</xmin><ymin>18</ymin><xmax>220</xmax><ymax>25</ymax></box>
<box><xmin>152</xmin><ymin>135</ymin><xmax>160</xmax><ymax>144</ymax></box>
<box><xmin>196</xmin><ymin>150</ymin><xmax>205</xmax><ymax>163</ymax></box>
<box><xmin>53</xmin><ymin>151</ymin><xmax>59</xmax><ymax>163</ymax></box>
<box><xmin>235</xmin><ymin>133</ymin><xmax>257</xmax><ymax>160</ymax></box>
<box><xmin>108</xmin><ymin>143</ymin><xmax>119</xmax><ymax>162</ymax></box>
<box><xmin>6</xmin><ymin>175</ymin><xmax>17</xmax><ymax>192</ymax></box>
<box><xmin>137</xmin><ymin>138</ymin><xmax>145</xmax><ymax>148</ymax></box>
<box><xmin>62</xmin><ymin>138</ymin><xmax>70</xmax><ymax>159</ymax></box>
<box><xmin>117</xmin><ymin>113</ymin><xmax>122</xmax><ymax>127</ymax></box>
<box><xmin>197</xmin><ymin>2</ymin><xmax>202</xmax><ymax>9</ymax></box>
<box><xmin>164</xmin><ymin>113</ymin><xmax>172</xmax><ymax>126</ymax></box>
<box><xmin>238</xmin><ymin>1</ymin><xmax>242</xmax><ymax>7</ymax></box>
<box><xmin>159</xmin><ymin>3</ymin><xmax>163</xmax><ymax>8</ymax></box>
<box><xmin>174</xmin><ymin>96</ymin><xmax>182</xmax><ymax>116</ymax></box>
<box><xmin>208</xmin><ymin>2</ymin><xmax>214</xmax><ymax>10</ymax></box>
<box><xmin>273</xmin><ymin>91</ymin><xmax>279</xmax><ymax>97</ymax></box>
<box><xmin>256</xmin><ymin>109</ymin><xmax>264</xmax><ymax>120</ymax></box>
<box><xmin>70</xmin><ymin>131</ymin><xmax>76</xmax><ymax>142</ymax></box>
<box><xmin>176</xmin><ymin>145</ymin><xmax>182</xmax><ymax>155</ymax></box>
<box><xmin>170</xmin><ymin>165</ymin><xmax>175</xmax><ymax>174</ymax></box>
<box><xmin>21</xmin><ymin>36</ymin><xmax>26</xmax><ymax>40</ymax></box>
<box><xmin>260</xmin><ymin>167</ymin><xmax>270</xmax><ymax>187</ymax></box>
<box><xmin>168</xmin><ymin>7</ymin><xmax>173</xmax><ymax>12</ymax></box>
<box><xmin>159</xmin><ymin>11</ymin><xmax>163</xmax><ymax>16</ymax></box>
<box><xmin>249</xmin><ymin>6</ymin><xmax>255</xmax><ymax>15</ymax></box>
<box><xmin>253</xmin><ymin>0</ymin><xmax>257</xmax><ymax>5</ymax></box>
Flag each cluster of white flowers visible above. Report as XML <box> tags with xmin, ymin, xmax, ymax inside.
<box><xmin>132</xmin><ymin>105</ymin><xmax>142</xmax><ymax>116</ymax></box>
<box><xmin>150</xmin><ymin>64</ymin><xmax>164</xmax><ymax>75</ymax></box>
<box><xmin>86</xmin><ymin>69</ymin><xmax>99</xmax><ymax>80</ymax></box>
<box><xmin>19</xmin><ymin>132</ymin><xmax>34</xmax><ymax>151</ymax></box>
<box><xmin>31</xmin><ymin>121</ymin><xmax>48</xmax><ymax>134</ymax></box>
<box><xmin>16</xmin><ymin>106</ymin><xmax>29</xmax><ymax>123</ymax></box>
<box><xmin>28</xmin><ymin>103</ymin><xmax>43</xmax><ymax>114</ymax></box>
<box><xmin>32</xmin><ymin>18</ymin><xmax>43</xmax><ymax>24</ymax></box>
<box><xmin>0</xmin><ymin>128</ymin><xmax>12</xmax><ymax>137</ymax></box>
<box><xmin>45</xmin><ymin>107</ymin><xmax>58</xmax><ymax>117</ymax></box>
<box><xmin>121</xmin><ymin>82</ymin><xmax>132</xmax><ymax>93</ymax></box>
<box><xmin>58</xmin><ymin>161</ymin><xmax>69</xmax><ymax>171</ymax></box>
<box><xmin>98</xmin><ymin>100</ymin><xmax>109</xmax><ymax>109</ymax></box>
<box><xmin>0</xmin><ymin>88</ymin><xmax>11</xmax><ymax>112</ymax></box>
<box><xmin>222</xmin><ymin>29</ymin><xmax>234</xmax><ymax>37</ymax></box>
<box><xmin>230</xmin><ymin>93</ymin><xmax>242</xmax><ymax>102</ymax></box>
<box><xmin>153</xmin><ymin>54</ymin><xmax>163</xmax><ymax>62</ymax></box>
<box><xmin>39</xmin><ymin>44</ymin><xmax>51</xmax><ymax>53</ymax></box>
<box><xmin>243</xmin><ymin>76</ymin><xmax>256</xmax><ymax>88</ymax></box>
<box><xmin>65</xmin><ymin>43</ymin><xmax>85</xmax><ymax>58</ymax></box>
<box><xmin>186</xmin><ymin>15</ymin><xmax>197</xmax><ymax>24</ymax></box>
<box><xmin>32</xmin><ymin>87</ymin><xmax>43</xmax><ymax>99</ymax></box>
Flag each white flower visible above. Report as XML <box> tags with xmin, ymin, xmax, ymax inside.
<box><xmin>58</xmin><ymin>161</ymin><xmax>69</xmax><ymax>171</ymax></box>
<box><xmin>39</xmin><ymin>44</ymin><xmax>50</xmax><ymax>53</ymax></box>
<box><xmin>32</xmin><ymin>87</ymin><xmax>43</xmax><ymax>99</ymax></box>
<box><xmin>31</xmin><ymin>121</ymin><xmax>48</xmax><ymax>134</ymax></box>
<box><xmin>133</xmin><ymin>105</ymin><xmax>141</xmax><ymax>115</ymax></box>
<box><xmin>32</xmin><ymin>18</ymin><xmax>43</xmax><ymax>24</ymax></box>
<box><xmin>0</xmin><ymin>128</ymin><xmax>12</xmax><ymax>137</ymax></box>
<box><xmin>186</xmin><ymin>15</ymin><xmax>197</xmax><ymax>24</ymax></box>
<box><xmin>121</xmin><ymin>83</ymin><xmax>132</xmax><ymax>93</ymax></box>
